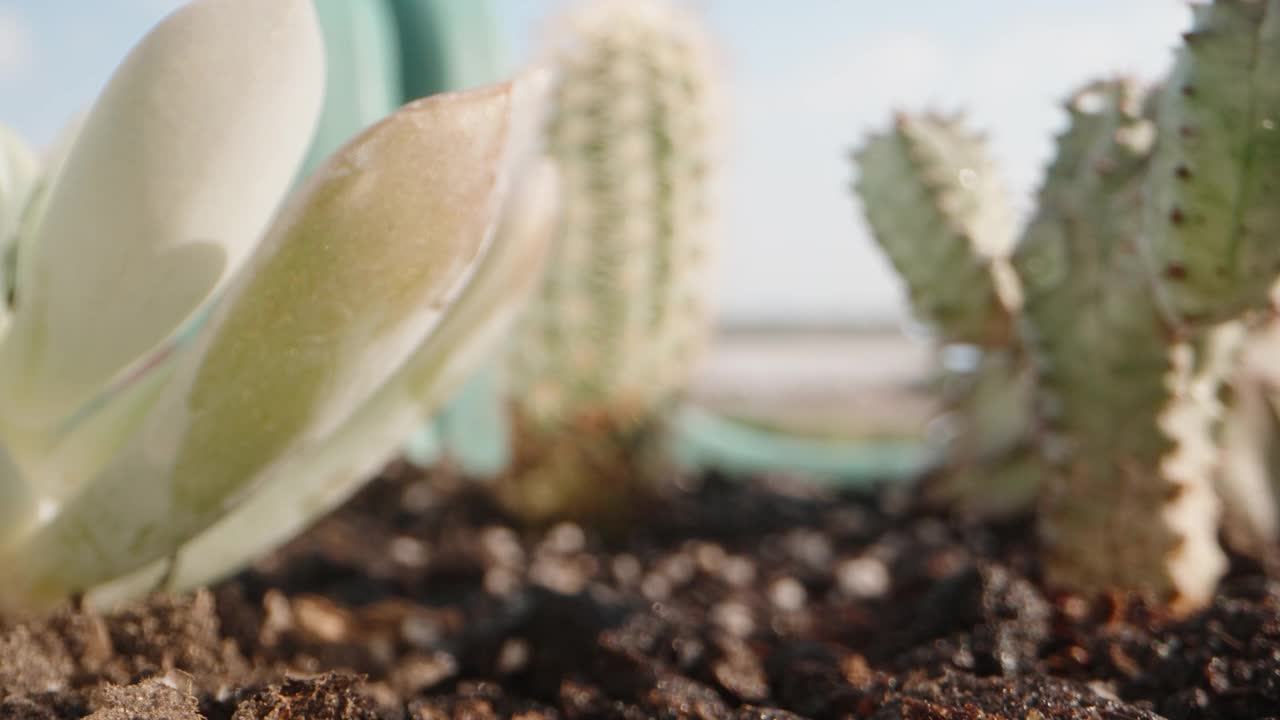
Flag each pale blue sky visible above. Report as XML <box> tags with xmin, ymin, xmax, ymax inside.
<box><xmin>0</xmin><ymin>1</ymin><xmax>1189</xmax><ymax>326</ymax></box>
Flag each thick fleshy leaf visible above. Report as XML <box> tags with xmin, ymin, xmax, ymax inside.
<box><xmin>0</xmin><ymin>124</ymin><xmax>39</xmax><ymax>311</ymax></box>
<box><xmin>8</xmin><ymin>114</ymin><xmax>83</xmax><ymax>315</ymax></box>
<box><xmin>12</xmin><ymin>114</ymin><xmax>206</xmax><ymax>498</ymax></box>
<box><xmin>0</xmin><ymin>127</ymin><xmax>44</xmax><ymax>534</ymax></box>
<box><xmin>0</xmin><ymin>124</ymin><xmax>39</xmax><ymax>336</ymax></box>
<box><xmin>0</xmin><ymin>76</ymin><xmax>546</xmax><ymax>609</ymax></box>
<box><xmin>92</xmin><ymin>160</ymin><xmax>559</xmax><ymax>604</ymax></box>
<box><xmin>0</xmin><ymin>445</ymin><xmax>37</xmax><ymax>550</ymax></box>
<box><xmin>0</xmin><ymin>0</ymin><xmax>325</xmax><ymax>445</ymax></box>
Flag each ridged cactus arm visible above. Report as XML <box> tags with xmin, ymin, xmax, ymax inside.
<box><xmin>854</xmin><ymin>112</ymin><xmax>1034</xmax><ymax>518</ymax></box>
<box><xmin>853</xmin><ymin>113</ymin><xmax>1018</xmax><ymax>347</ymax></box>
<box><xmin>0</xmin><ymin>0</ymin><xmax>326</xmax><ymax>471</ymax></box>
<box><xmin>1014</xmin><ymin>79</ymin><xmax>1226</xmax><ymax>610</ymax></box>
<box><xmin>1145</xmin><ymin>0</ymin><xmax>1280</xmax><ymax>326</ymax></box>
<box><xmin>926</xmin><ymin>352</ymin><xmax>1039</xmax><ymax>518</ymax></box>
<box><xmin>387</xmin><ymin>0</ymin><xmax>510</xmax><ymax>477</ymax></box>
<box><xmin>509</xmin><ymin>0</ymin><xmax>718</xmax><ymax>425</ymax></box>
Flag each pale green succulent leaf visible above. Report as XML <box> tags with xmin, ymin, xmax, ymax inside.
<box><xmin>8</xmin><ymin>114</ymin><xmax>84</xmax><ymax>315</ymax></box>
<box><xmin>0</xmin><ymin>0</ymin><xmax>325</xmax><ymax>444</ymax></box>
<box><xmin>854</xmin><ymin>113</ymin><xmax>1017</xmax><ymax>347</ymax></box>
<box><xmin>1016</xmin><ymin>79</ymin><xmax>1227</xmax><ymax>609</ymax></box>
<box><xmin>0</xmin><ymin>124</ymin><xmax>41</xmax><ymax>331</ymax></box>
<box><xmin>0</xmin><ymin>77</ymin><xmax>545</xmax><ymax>609</ymax></box>
<box><xmin>91</xmin><ymin>159</ymin><xmax>559</xmax><ymax>605</ymax></box>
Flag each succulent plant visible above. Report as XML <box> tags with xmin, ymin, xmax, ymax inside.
<box><xmin>0</xmin><ymin>0</ymin><xmax>550</xmax><ymax>612</ymax></box>
<box><xmin>1014</xmin><ymin>79</ymin><xmax>1229</xmax><ymax>609</ymax></box>
<box><xmin>853</xmin><ymin>113</ymin><xmax>1019</xmax><ymax>347</ymax></box>
<box><xmin>1144</xmin><ymin>0</ymin><xmax>1280</xmax><ymax>328</ymax></box>
<box><xmin>93</xmin><ymin>160</ymin><xmax>560</xmax><ymax>606</ymax></box>
<box><xmin>499</xmin><ymin>0</ymin><xmax>720</xmax><ymax>523</ymax></box>
<box><xmin>926</xmin><ymin>351</ymin><xmax>1040</xmax><ymax>518</ymax></box>
<box><xmin>391</xmin><ymin>0</ymin><xmax>513</xmax><ymax>478</ymax></box>
<box><xmin>1217</xmin><ymin>314</ymin><xmax>1280</xmax><ymax>553</ymax></box>
<box><xmin>294</xmin><ymin>0</ymin><xmax>512</xmax><ymax>477</ymax></box>
<box><xmin>851</xmin><ymin>0</ymin><xmax>1280</xmax><ymax>609</ymax></box>
<box><xmin>853</xmin><ymin>113</ymin><xmax>1037</xmax><ymax>517</ymax></box>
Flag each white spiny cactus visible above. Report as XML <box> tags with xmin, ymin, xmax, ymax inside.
<box><xmin>500</xmin><ymin>0</ymin><xmax>721</xmax><ymax>523</ymax></box>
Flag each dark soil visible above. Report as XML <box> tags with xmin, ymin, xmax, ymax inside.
<box><xmin>2</xmin><ymin>464</ymin><xmax>1278</xmax><ymax>719</ymax></box>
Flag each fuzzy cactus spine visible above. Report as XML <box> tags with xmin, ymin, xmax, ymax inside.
<box><xmin>500</xmin><ymin>0</ymin><xmax>719</xmax><ymax>523</ymax></box>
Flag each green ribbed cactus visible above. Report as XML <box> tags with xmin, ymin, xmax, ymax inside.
<box><xmin>1014</xmin><ymin>80</ymin><xmax>1228</xmax><ymax>609</ymax></box>
<box><xmin>500</xmin><ymin>0</ymin><xmax>719</xmax><ymax>524</ymax></box>
<box><xmin>854</xmin><ymin>113</ymin><xmax>1019</xmax><ymax>346</ymax></box>
<box><xmin>0</xmin><ymin>125</ymin><xmax>39</xmax><ymax>307</ymax></box>
<box><xmin>850</xmin><ymin>0</ymin><xmax>1280</xmax><ymax>610</ymax></box>
<box><xmin>853</xmin><ymin>114</ymin><xmax>1037</xmax><ymax>518</ymax></box>
<box><xmin>1144</xmin><ymin>0</ymin><xmax>1280</xmax><ymax>327</ymax></box>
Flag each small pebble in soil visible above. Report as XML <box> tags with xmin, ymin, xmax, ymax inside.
<box><xmin>836</xmin><ymin>555</ymin><xmax>891</xmax><ymax>598</ymax></box>
<box><xmin>769</xmin><ymin>577</ymin><xmax>807</xmax><ymax>611</ymax></box>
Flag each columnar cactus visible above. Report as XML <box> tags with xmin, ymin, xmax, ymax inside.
<box><xmin>500</xmin><ymin>0</ymin><xmax>719</xmax><ymax>523</ymax></box>
<box><xmin>299</xmin><ymin>0</ymin><xmax>511</xmax><ymax>477</ymax></box>
<box><xmin>853</xmin><ymin>114</ymin><xmax>1037</xmax><ymax>517</ymax></box>
<box><xmin>1014</xmin><ymin>80</ymin><xmax>1228</xmax><ymax>608</ymax></box>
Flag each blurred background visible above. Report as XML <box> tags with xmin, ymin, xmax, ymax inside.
<box><xmin>0</xmin><ymin>0</ymin><xmax>1191</xmax><ymax>435</ymax></box>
